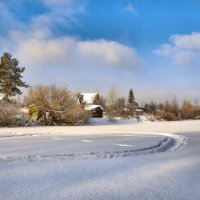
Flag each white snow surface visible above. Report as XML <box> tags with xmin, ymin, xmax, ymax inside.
<box><xmin>89</xmin><ymin>117</ymin><xmax>139</xmax><ymax>125</ymax></box>
<box><xmin>0</xmin><ymin>120</ymin><xmax>200</xmax><ymax>200</ymax></box>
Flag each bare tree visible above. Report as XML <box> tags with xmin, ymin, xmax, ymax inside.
<box><xmin>106</xmin><ymin>86</ymin><xmax>118</xmax><ymax>108</ymax></box>
<box><xmin>105</xmin><ymin>86</ymin><xmax>119</xmax><ymax>118</ymax></box>
<box><xmin>181</xmin><ymin>100</ymin><xmax>194</xmax><ymax>119</ymax></box>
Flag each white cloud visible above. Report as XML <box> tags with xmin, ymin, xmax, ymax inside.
<box><xmin>153</xmin><ymin>44</ymin><xmax>174</xmax><ymax>57</ymax></box>
<box><xmin>171</xmin><ymin>33</ymin><xmax>200</xmax><ymax>51</ymax></box>
<box><xmin>0</xmin><ymin>0</ymin><xmax>86</xmax><ymax>38</ymax></box>
<box><xmin>16</xmin><ymin>36</ymin><xmax>77</xmax><ymax>67</ymax></box>
<box><xmin>0</xmin><ymin>2</ymin><xmax>25</xmax><ymax>33</ymax></box>
<box><xmin>154</xmin><ymin>32</ymin><xmax>200</xmax><ymax>66</ymax></box>
<box><xmin>121</xmin><ymin>3</ymin><xmax>136</xmax><ymax>13</ymax></box>
<box><xmin>40</xmin><ymin>0</ymin><xmax>87</xmax><ymax>27</ymax></box>
<box><xmin>0</xmin><ymin>25</ymin><xmax>140</xmax><ymax>70</ymax></box>
<box><xmin>173</xmin><ymin>50</ymin><xmax>197</xmax><ymax>65</ymax></box>
<box><xmin>78</xmin><ymin>39</ymin><xmax>139</xmax><ymax>68</ymax></box>
<box><xmin>42</xmin><ymin>0</ymin><xmax>72</xmax><ymax>6</ymax></box>
<box><xmin>8</xmin><ymin>33</ymin><xmax>139</xmax><ymax>70</ymax></box>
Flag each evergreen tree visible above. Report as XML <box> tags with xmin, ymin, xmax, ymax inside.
<box><xmin>127</xmin><ymin>88</ymin><xmax>136</xmax><ymax>109</ymax></box>
<box><xmin>93</xmin><ymin>93</ymin><xmax>106</xmax><ymax>108</ymax></box>
<box><xmin>0</xmin><ymin>52</ymin><xmax>29</xmax><ymax>101</ymax></box>
<box><xmin>93</xmin><ymin>93</ymin><xmax>101</xmax><ymax>105</ymax></box>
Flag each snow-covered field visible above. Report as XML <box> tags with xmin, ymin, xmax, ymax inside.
<box><xmin>0</xmin><ymin>120</ymin><xmax>200</xmax><ymax>200</ymax></box>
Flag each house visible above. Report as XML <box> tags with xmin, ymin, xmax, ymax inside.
<box><xmin>84</xmin><ymin>105</ymin><xmax>104</xmax><ymax>118</ymax></box>
<box><xmin>135</xmin><ymin>108</ymin><xmax>145</xmax><ymax>115</ymax></box>
<box><xmin>79</xmin><ymin>93</ymin><xmax>104</xmax><ymax>118</ymax></box>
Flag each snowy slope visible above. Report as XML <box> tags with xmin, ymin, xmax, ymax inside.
<box><xmin>0</xmin><ymin>120</ymin><xmax>200</xmax><ymax>200</ymax></box>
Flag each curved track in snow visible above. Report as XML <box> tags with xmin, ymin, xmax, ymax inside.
<box><xmin>0</xmin><ymin>132</ymin><xmax>187</xmax><ymax>162</ymax></box>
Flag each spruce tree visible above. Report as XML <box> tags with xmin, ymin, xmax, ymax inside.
<box><xmin>0</xmin><ymin>52</ymin><xmax>29</xmax><ymax>101</ymax></box>
<box><xmin>127</xmin><ymin>88</ymin><xmax>137</xmax><ymax>110</ymax></box>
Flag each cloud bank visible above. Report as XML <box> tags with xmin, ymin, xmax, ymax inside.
<box><xmin>154</xmin><ymin>32</ymin><xmax>200</xmax><ymax>66</ymax></box>
<box><xmin>0</xmin><ymin>1</ymin><xmax>140</xmax><ymax>70</ymax></box>
<box><xmin>1</xmin><ymin>30</ymin><xmax>140</xmax><ymax>71</ymax></box>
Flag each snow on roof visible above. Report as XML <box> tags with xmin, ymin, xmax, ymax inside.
<box><xmin>135</xmin><ymin>108</ymin><xmax>144</xmax><ymax>112</ymax></box>
<box><xmin>20</xmin><ymin>107</ymin><xmax>29</xmax><ymax>113</ymax></box>
<box><xmin>81</xmin><ymin>93</ymin><xmax>98</xmax><ymax>104</ymax></box>
<box><xmin>84</xmin><ymin>105</ymin><xmax>104</xmax><ymax>111</ymax></box>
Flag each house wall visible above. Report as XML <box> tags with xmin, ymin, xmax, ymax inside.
<box><xmin>92</xmin><ymin>107</ymin><xmax>103</xmax><ymax>118</ymax></box>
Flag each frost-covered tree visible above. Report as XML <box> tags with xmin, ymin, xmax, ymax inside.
<box><xmin>0</xmin><ymin>52</ymin><xmax>29</xmax><ymax>101</ymax></box>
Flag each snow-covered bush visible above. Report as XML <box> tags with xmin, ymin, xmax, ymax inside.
<box><xmin>24</xmin><ymin>84</ymin><xmax>90</xmax><ymax>126</ymax></box>
<box><xmin>0</xmin><ymin>102</ymin><xmax>18</xmax><ymax>126</ymax></box>
<box><xmin>61</xmin><ymin>108</ymin><xmax>90</xmax><ymax>125</ymax></box>
<box><xmin>0</xmin><ymin>102</ymin><xmax>29</xmax><ymax>127</ymax></box>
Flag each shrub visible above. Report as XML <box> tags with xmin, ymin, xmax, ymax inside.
<box><xmin>193</xmin><ymin>106</ymin><xmax>200</xmax><ymax>119</ymax></box>
<box><xmin>62</xmin><ymin>107</ymin><xmax>90</xmax><ymax>125</ymax></box>
<box><xmin>181</xmin><ymin>101</ymin><xmax>194</xmax><ymax>119</ymax></box>
<box><xmin>29</xmin><ymin>104</ymin><xmax>40</xmax><ymax>121</ymax></box>
<box><xmin>155</xmin><ymin>111</ymin><xmax>177</xmax><ymax>121</ymax></box>
<box><xmin>24</xmin><ymin>85</ymin><xmax>90</xmax><ymax>126</ymax></box>
<box><xmin>105</xmin><ymin>88</ymin><xmax>128</xmax><ymax>118</ymax></box>
<box><xmin>119</xmin><ymin>109</ymin><xmax>131</xmax><ymax>119</ymax></box>
<box><xmin>0</xmin><ymin>102</ymin><xmax>18</xmax><ymax>126</ymax></box>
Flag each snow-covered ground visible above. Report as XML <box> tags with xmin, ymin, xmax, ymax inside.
<box><xmin>0</xmin><ymin>120</ymin><xmax>200</xmax><ymax>200</ymax></box>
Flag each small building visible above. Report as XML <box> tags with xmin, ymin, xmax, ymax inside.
<box><xmin>135</xmin><ymin>108</ymin><xmax>144</xmax><ymax>115</ymax></box>
<box><xmin>84</xmin><ymin>105</ymin><xmax>104</xmax><ymax>118</ymax></box>
<box><xmin>80</xmin><ymin>93</ymin><xmax>104</xmax><ymax>118</ymax></box>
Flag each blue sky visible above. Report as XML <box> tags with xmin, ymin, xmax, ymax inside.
<box><xmin>0</xmin><ymin>0</ymin><xmax>200</xmax><ymax>103</ymax></box>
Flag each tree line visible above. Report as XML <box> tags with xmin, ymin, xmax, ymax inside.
<box><xmin>143</xmin><ymin>99</ymin><xmax>200</xmax><ymax>121</ymax></box>
<box><xmin>0</xmin><ymin>52</ymin><xmax>200</xmax><ymax>126</ymax></box>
